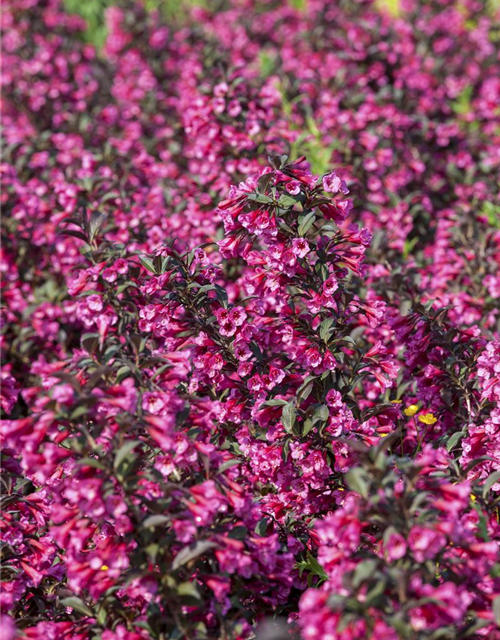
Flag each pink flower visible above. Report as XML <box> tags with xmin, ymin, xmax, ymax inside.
<box><xmin>0</xmin><ymin>615</ymin><xmax>17</xmax><ymax>640</ymax></box>
<box><xmin>305</xmin><ymin>348</ymin><xmax>322</xmax><ymax>369</ymax></box>
<box><xmin>408</xmin><ymin>526</ymin><xmax>446</xmax><ymax>562</ymax></box>
<box><xmin>322</xmin><ymin>171</ymin><xmax>349</xmax><ymax>194</ymax></box>
<box><xmin>384</xmin><ymin>530</ymin><xmax>407</xmax><ymax>562</ymax></box>
<box><xmin>286</xmin><ymin>180</ymin><xmax>301</xmax><ymax>195</ymax></box>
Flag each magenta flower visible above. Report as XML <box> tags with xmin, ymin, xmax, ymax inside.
<box><xmin>322</xmin><ymin>171</ymin><xmax>349</xmax><ymax>195</ymax></box>
<box><xmin>408</xmin><ymin>525</ymin><xmax>447</xmax><ymax>562</ymax></box>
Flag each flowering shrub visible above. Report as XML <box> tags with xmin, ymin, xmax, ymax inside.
<box><xmin>1</xmin><ymin>0</ymin><xmax>500</xmax><ymax>639</ymax></box>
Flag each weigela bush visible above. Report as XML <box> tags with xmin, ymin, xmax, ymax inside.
<box><xmin>1</xmin><ymin>1</ymin><xmax>500</xmax><ymax>639</ymax></box>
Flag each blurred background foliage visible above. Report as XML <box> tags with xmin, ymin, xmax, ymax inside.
<box><xmin>63</xmin><ymin>0</ymin><xmax>500</xmax><ymax>186</ymax></box>
<box><xmin>63</xmin><ymin>0</ymin><xmax>207</xmax><ymax>48</ymax></box>
<box><xmin>62</xmin><ymin>0</ymin><xmax>500</xmax><ymax>186</ymax></box>
<box><xmin>64</xmin><ymin>0</ymin><xmax>114</xmax><ymax>48</ymax></box>
<box><xmin>64</xmin><ymin>0</ymin><xmax>500</xmax><ymax>50</ymax></box>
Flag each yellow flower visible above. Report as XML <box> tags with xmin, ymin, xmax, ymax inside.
<box><xmin>391</xmin><ymin>399</ymin><xmax>402</xmax><ymax>404</ymax></box>
<box><xmin>418</xmin><ymin>413</ymin><xmax>438</xmax><ymax>425</ymax></box>
<box><xmin>100</xmin><ymin>565</ymin><xmax>109</xmax><ymax>571</ymax></box>
<box><xmin>470</xmin><ymin>494</ymin><xmax>476</xmax><ymax>503</ymax></box>
<box><xmin>403</xmin><ymin>404</ymin><xmax>419</xmax><ymax>416</ymax></box>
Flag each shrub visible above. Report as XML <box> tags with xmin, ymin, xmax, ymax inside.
<box><xmin>1</xmin><ymin>1</ymin><xmax>500</xmax><ymax>639</ymax></box>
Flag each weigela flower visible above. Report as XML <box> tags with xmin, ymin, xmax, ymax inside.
<box><xmin>322</xmin><ymin>171</ymin><xmax>349</xmax><ymax>195</ymax></box>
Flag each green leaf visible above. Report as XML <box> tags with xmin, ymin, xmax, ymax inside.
<box><xmin>352</xmin><ymin>558</ymin><xmax>378</xmax><ymax>588</ymax></box>
<box><xmin>177</xmin><ymin>581</ymin><xmax>202</xmax><ymax>605</ymax></box>
<box><xmin>114</xmin><ymin>440</ymin><xmax>140</xmax><ymax>470</ymax></box>
<box><xmin>51</xmin><ymin>371</ymin><xmax>81</xmax><ymax>391</ymax></box>
<box><xmin>281</xmin><ymin>402</ymin><xmax>297</xmax><ymax>434</ymax></box>
<box><xmin>312</xmin><ymin>404</ymin><xmax>329</xmax><ymax>425</ymax></box>
<box><xmin>116</xmin><ymin>365</ymin><xmax>133</xmax><ymax>383</ymax></box>
<box><xmin>214</xmin><ymin>284</ymin><xmax>228</xmax><ymax>306</ymax></box>
<box><xmin>302</xmin><ymin>418</ymin><xmax>315</xmax><ymax>437</ymax></box>
<box><xmin>462</xmin><ymin>618</ymin><xmax>491</xmax><ymax>636</ymax></box>
<box><xmin>139</xmin><ymin>256</ymin><xmax>156</xmax><ymax>273</ymax></box>
<box><xmin>227</xmin><ymin>526</ymin><xmax>248</xmax><ymax>540</ymax></box>
<box><xmin>298</xmin><ymin>211</ymin><xmax>316</xmax><ymax>236</ymax></box>
<box><xmin>145</xmin><ymin>543</ymin><xmax>159</xmax><ymax>561</ymax></box>
<box><xmin>262</xmin><ymin>399</ymin><xmax>288</xmax><ymax>407</ymax></box>
<box><xmin>482</xmin><ymin>201</ymin><xmax>500</xmax><ymax>229</ymax></box>
<box><xmin>451</xmin><ymin>85</ymin><xmax>473</xmax><ymax>115</ymax></box>
<box><xmin>464</xmin><ymin>456</ymin><xmax>494</xmax><ymax>475</ymax></box>
<box><xmin>255</xmin><ymin>517</ymin><xmax>269</xmax><ymax>536</ymax></box>
<box><xmin>482</xmin><ymin>470</ymin><xmax>500</xmax><ymax>499</ymax></box>
<box><xmin>446</xmin><ymin>430</ymin><xmax>465</xmax><ymax>452</ymax></box>
<box><xmin>297</xmin><ymin>375</ymin><xmax>315</xmax><ymax>404</ymax></box>
<box><xmin>290</xmin><ymin>0</ymin><xmax>307</xmax><ymax>9</ymax></box>
<box><xmin>345</xmin><ymin>467</ymin><xmax>370</xmax><ymax>499</ymax></box>
<box><xmin>319</xmin><ymin>317</ymin><xmax>335</xmax><ymax>343</ymax></box>
<box><xmin>278</xmin><ymin>194</ymin><xmax>298</xmax><ymax>208</ymax></box>
<box><xmin>493</xmin><ymin>595</ymin><xmax>500</xmax><ymax>626</ymax></box>
<box><xmin>196</xmin><ymin>284</ymin><xmax>216</xmax><ymax>295</ymax></box>
<box><xmin>218</xmin><ymin>459</ymin><xmax>242</xmax><ymax>473</ymax></box>
<box><xmin>60</xmin><ymin>596</ymin><xmax>94</xmax><ymax>617</ymax></box>
<box><xmin>97</xmin><ymin>605</ymin><xmax>107</xmax><ymax>626</ymax></box>
<box><xmin>257</xmin><ymin>172</ymin><xmax>273</xmax><ymax>193</ymax></box>
<box><xmin>172</xmin><ymin>540</ymin><xmax>217</xmax><ymax>571</ymax></box>
<box><xmin>365</xmin><ymin>576</ymin><xmax>387</xmax><ymax>606</ymax></box>
<box><xmin>89</xmin><ymin>211</ymin><xmax>107</xmax><ymax>241</ymax></box>
<box><xmin>304</xmin><ymin>551</ymin><xmax>328</xmax><ymax>581</ymax></box>
<box><xmin>77</xmin><ymin>457</ymin><xmax>106</xmax><ymax>470</ymax></box>
<box><xmin>403</xmin><ymin>236</ymin><xmax>419</xmax><ymax>259</ymax></box>
<box><xmin>249</xmin><ymin>341</ymin><xmax>264</xmax><ymax>363</ymax></box>
<box><xmin>247</xmin><ymin>193</ymin><xmax>273</xmax><ymax>204</ymax></box>
<box><xmin>153</xmin><ymin>254</ymin><xmax>170</xmax><ymax>274</ymax></box>
<box><xmin>142</xmin><ymin>514</ymin><xmax>169</xmax><ymax>528</ymax></box>
<box><xmin>70</xmin><ymin>405</ymin><xmax>91</xmax><ymax>421</ymax></box>
<box><xmin>471</xmin><ymin>502</ymin><xmax>489</xmax><ymax>541</ymax></box>
<box><xmin>81</xmin><ymin>332</ymin><xmax>99</xmax><ymax>354</ymax></box>
<box><xmin>60</xmin><ymin>229</ymin><xmax>88</xmax><ymax>242</ymax></box>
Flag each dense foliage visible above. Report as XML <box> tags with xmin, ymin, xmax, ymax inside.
<box><xmin>1</xmin><ymin>0</ymin><xmax>500</xmax><ymax>639</ymax></box>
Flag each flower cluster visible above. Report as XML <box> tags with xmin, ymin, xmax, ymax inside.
<box><xmin>1</xmin><ymin>1</ymin><xmax>500</xmax><ymax>639</ymax></box>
